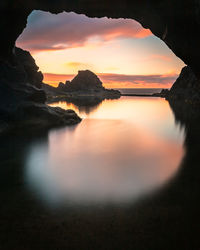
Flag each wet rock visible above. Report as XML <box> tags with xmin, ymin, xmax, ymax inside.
<box><xmin>14</xmin><ymin>103</ymin><xmax>81</xmax><ymax>129</ymax></box>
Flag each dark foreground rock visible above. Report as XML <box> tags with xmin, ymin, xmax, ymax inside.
<box><xmin>0</xmin><ymin>47</ymin><xmax>81</xmax><ymax>133</ymax></box>
<box><xmin>166</xmin><ymin>66</ymin><xmax>200</xmax><ymax>104</ymax></box>
<box><xmin>152</xmin><ymin>66</ymin><xmax>200</xmax><ymax>104</ymax></box>
<box><xmin>3</xmin><ymin>103</ymin><xmax>81</xmax><ymax>134</ymax></box>
<box><xmin>42</xmin><ymin>70</ymin><xmax>121</xmax><ymax>101</ymax></box>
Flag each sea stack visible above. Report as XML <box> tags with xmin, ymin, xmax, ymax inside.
<box><xmin>67</xmin><ymin>70</ymin><xmax>103</xmax><ymax>91</ymax></box>
<box><xmin>43</xmin><ymin>70</ymin><xmax>121</xmax><ymax>100</ymax></box>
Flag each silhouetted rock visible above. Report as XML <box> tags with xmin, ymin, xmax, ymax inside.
<box><xmin>167</xmin><ymin>66</ymin><xmax>200</xmax><ymax>104</ymax></box>
<box><xmin>0</xmin><ymin>47</ymin><xmax>46</xmax><ymax>112</ymax></box>
<box><xmin>43</xmin><ymin>70</ymin><xmax>121</xmax><ymax>100</ymax></box>
<box><xmin>153</xmin><ymin>89</ymin><xmax>169</xmax><ymax>97</ymax></box>
<box><xmin>15</xmin><ymin>47</ymin><xmax>44</xmax><ymax>89</ymax></box>
<box><xmin>68</xmin><ymin>70</ymin><xmax>103</xmax><ymax>91</ymax></box>
<box><xmin>56</xmin><ymin>70</ymin><xmax>103</xmax><ymax>92</ymax></box>
<box><xmin>12</xmin><ymin>103</ymin><xmax>81</xmax><ymax>130</ymax></box>
<box><xmin>0</xmin><ymin>47</ymin><xmax>81</xmax><ymax>132</ymax></box>
<box><xmin>58</xmin><ymin>82</ymin><xmax>66</xmax><ymax>91</ymax></box>
<box><xmin>42</xmin><ymin>83</ymin><xmax>64</xmax><ymax>97</ymax></box>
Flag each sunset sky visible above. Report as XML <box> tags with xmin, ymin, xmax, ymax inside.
<box><xmin>17</xmin><ymin>10</ymin><xmax>185</xmax><ymax>88</ymax></box>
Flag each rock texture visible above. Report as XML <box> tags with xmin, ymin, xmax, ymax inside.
<box><xmin>0</xmin><ymin>47</ymin><xmax>81</xmax><ymax>132</ymax></box>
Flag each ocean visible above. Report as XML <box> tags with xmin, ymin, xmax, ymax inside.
<box><xmin>114</xmin><ymin>88</ymin><xmax>166</xmax><ymax>95</ymax></box>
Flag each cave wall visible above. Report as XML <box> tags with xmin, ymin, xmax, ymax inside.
<box><xmin>1</xmin><ymin>0</ymin><xmax>200</xmax><ymax>78</ymax></box>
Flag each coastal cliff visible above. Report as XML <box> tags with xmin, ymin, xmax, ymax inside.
<box><xmin>153</xmin><ymin>66</ymin><xmax>200</xmax><ymax>105</ymax></box>
<box><xmin>167</xmin><ymin>66</ymin><xmax>200</xmax><ymax>104</ymax></box>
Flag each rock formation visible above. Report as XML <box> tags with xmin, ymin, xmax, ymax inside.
<box><xmin>65</xmin><ymin>70</ymin><xmax>103</xmax><ymax>91</ymax></box>
<box><xmin>152</xmin><ymin>66</ymin><xmax>200</xmax><ymax>104</ymax></box>
<box><xmin>43</xmin><ymin>70</ymin><xmax>121</xmax><ymax>100</ymax></box>
<box><xmin>167</xmin><ymin>66</ymin><xmax>200</xmax><ymax>103</ymax></box>
<box><xmin>0</xmin><ymin>47</ymin><xmax>81</xmax><ymax>132</ymax></box>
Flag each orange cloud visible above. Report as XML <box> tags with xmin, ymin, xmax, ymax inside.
<box><xmin>17</xmin><ymin>11</ymin><xmax>152</xmax><ymax>53</ymax></box>
<box><xmin>65</xmin><ymin>62</ymin><xmax>92</xmax><ymax>69</ymax></box>
<box><xmin>44</xmin><ymin>73</ymin><xmax>74</xmax><ymax>86</ymax></box>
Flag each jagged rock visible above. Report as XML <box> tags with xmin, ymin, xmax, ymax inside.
<box><xmin>0</xmin><ymin>47</ymin><xmax>46</xmax><ymax>113</ymax></box>
<box><xmin>15</xmin><ymin>47</ymin><xmax>43</xmax><ymax>89</ymax></box>
<box><xmin>0</xmin><ymin>47</ymin><xmax>81</xmax><ymax>132</ymax></box>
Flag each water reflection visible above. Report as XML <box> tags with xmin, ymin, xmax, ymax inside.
<box><xmin>24</xmin><ymin>97</ymin><xmax>185</xmax><ymax>207</ymax></box>
<box><xmin>49</xmin><ymin>96</ymin><xmax>103</xmax><ymax>116</ymax></box>
<box><xmin>3</xmin><ymin>97</ymin><xmax>200</xmax><ymax>249</ymax></box>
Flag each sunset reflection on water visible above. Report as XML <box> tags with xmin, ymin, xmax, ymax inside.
<box><xmin>25</xmin><ymin>97</ymin><xmax>185</xmax><ymax>207</ymax></box>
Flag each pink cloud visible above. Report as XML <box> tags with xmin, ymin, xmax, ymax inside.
<box><xmin>16</xmin><ymin>10</ymin><xmax>152</xmax><ymax>53</ymax></box>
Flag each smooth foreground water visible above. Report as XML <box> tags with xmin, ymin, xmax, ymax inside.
<box><xmin>3</xmin><ymin>96</ymin><xmax>200</xmax><ymax>250</ymax></box>
<box><xmin>24</xmin><ymin>96</ymin><xmax>185</xmax><ymax>207</ymax></box>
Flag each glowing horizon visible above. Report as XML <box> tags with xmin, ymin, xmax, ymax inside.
<box><xmin>43</xmin><ymin>72</ymin><xmax>178</xmax><ymax>89</ymax></box>
<box><xmin>16</xmin><ymin>10</ymin><xmax>185</xmax><ymax>88</ymax></box>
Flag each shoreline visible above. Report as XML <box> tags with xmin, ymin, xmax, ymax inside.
<box><xmin>121</xmin><ymin>94</ymin><xmax>162</xmax><ymax>97</ymax></box>
<box><xmin>46</xmin><ymin>93</ymin><xmax>164</xmax><ymax>103</ymax></box>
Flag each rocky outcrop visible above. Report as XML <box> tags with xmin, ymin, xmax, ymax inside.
<box><xmin>43</xmin><ymin>70</ymin><xmax>121</xmax><ymax>100</ymax></box>
<box><xmin>65</xmin><ymin>70</ymin><xmax>103</xmax><ymax>91</ymax></box>
<box><xmin>15</xmin><ymin>47</ymin><xmax>44</xmax><ymax>89</ymax></box>
<box><xmin>0</xmin><ymin>47</ymin><xmax>81</xmax><ymax>132</ymax></box>
<box><xmin>167</xmin><ymin>66</ymin><xmax>200</xmax><ymax>104</ymax></box>
<box><xmin>152</xmin><ymin>66</ymin><xmax>200</xmax><ymax>103</ymax></box>
<box><xmin>0</xmin><ymin>47</ymin><xmax>46</xmax><ymax>117</ymax></box>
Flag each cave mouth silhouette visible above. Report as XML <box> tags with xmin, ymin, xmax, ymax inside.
<box><xmin>2</xmin><ymin>0</ymin><xmax>199</xmax><ymax>79</ymax></box>
<box><xmin>16</xmin><ymin>10</ymin><xmax>184</xmax><ymax>89</ymax></box>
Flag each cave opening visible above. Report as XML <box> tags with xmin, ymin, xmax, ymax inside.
<box><xmin>16</xmin><ymin>10</ymin><xmax>184</xmax><ymax>90</ymax></box>
<box><xmin>1</xmin><ymin>2</ymin><xmax>200</xmax><ymax>249</ymax></box>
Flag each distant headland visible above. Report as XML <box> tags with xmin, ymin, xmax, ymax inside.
<box><xmin>43</xmin><ymin>70</ymin><xmax>121</xmax><ymax>102</ymax></box>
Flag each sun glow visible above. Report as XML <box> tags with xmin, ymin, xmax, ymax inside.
<box><xmin>16</xmin><ymin>10</ymin><xmax>185</xmax><ymax>88</ymax></box>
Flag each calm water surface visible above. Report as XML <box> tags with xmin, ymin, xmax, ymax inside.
<box><xmin>25</xmin><ymin>97</ymin><xmax>185</xmax><ymax>207</ymax></box>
